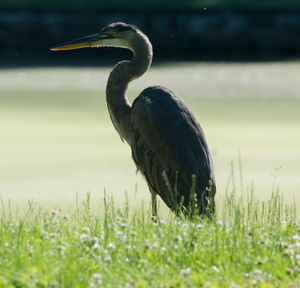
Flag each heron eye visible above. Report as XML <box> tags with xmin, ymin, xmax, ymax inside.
<box><xmin>110</xmin><ymin>31</ymin><xmax>117</xmax><ymax>37</ymax></box>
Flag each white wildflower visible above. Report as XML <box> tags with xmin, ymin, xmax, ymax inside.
<box><xmin>253</xmin><ymin>269</ymin><xmax>262</xmax><ymax>275</ymax></box>
<box><xmin>62</xmin><ymin>215</ymin><xmax>70</xmax><ymax>220</ymax></box>
<box><xmin>41</xmin><ymin>231</ymin><xmax>49</xmax><ymax>240</ymax></box>
<box><xmin>80</xmin><ymin>233</ymin><xmax>89</xmax><ymax>243</ymax></box>
<box><xmin>177</xmin><ymin>235</ymin><xmax>182</xmax><ymax>242</ymax></box>
<box><xmin>51</xmin><ymin>210</ymin><xmax>58</xmax><ymax>217</ymax></box>
<box><xmin>92</xmin><ymin>243</ymin><xmax>100</xmax><ymax>250</ymax></box>
<box><xmin>197</xmin><ymin>224</ymin><xmax>204</xmax><ymax>229</ymax></box>
<box><xmin>211</xmin><ymin>265</ymin><xmax>220</xmax><ymax>273</ymax></box>
<box><xmin>58</xmin><ymin>245</ymin><xmax>65</xmax><ymax>255</ymax></box>
<box><xmin>82</xmin><ymin>227</ymin><xmax>90</xmax><ymax>234</ymax></box>
<box><xmin>93</xmin><ymin>273</ymin><xmax>102</xmax><ymax>278</ymax></box>
<box><xmin>108</xmin><ymin>242</ymin><xmax>115</xmax><ymax>249</ymax></box>
<box><xmin>48</xmin><ymin>280</ymin><xmax>59</xmax><ymax>287</ymax></box>
<box><xmin>50</xmin><ymin>233</ymin><xmax>57</xmax><ymax>238</ymax></box>
<box><xmin>140</xmin><ymin>259</ymin><xmax>148</xmax><ymax>266</ymax></box>
<box><xmin>91</xmin><ymin>237</ymin><xmax>99</xmax><ymax>245</ymax></box>
<box><xmin>92</xmin><ymin>273</ymin><xmax>102</xmax><ymax>284</ymax></box>
<box><xmin>62</xmin><ymin>242</ymin><xmax>70</xmax><ymax>247</ymax></box>
<box><xmin>120</xmin><ymin>222</ymin><xmax>128</xmax><ymax>228</ymax></box>
<box><xmin>104</xmin><ymin>254</ymin><xmax>111</xmax><ymax>262</ymax></box>
<box><xmin>231</xmin><ymin>282</ymin><xmax>241</xmax><ymax>288</ymax></box>
<box><xmin>180</xmin><ymin>267</ymin><xmax>191</xmax><ymax>276</ymax></box>
<box><xmin>115</xmin><ymin>230</ymin><xmax>123</xmax><ymax>238</ymax></box>
<box><xmin>286</xmin><ymin>248</ymin><xmax>295</xmax><ymax>255</ymax></box>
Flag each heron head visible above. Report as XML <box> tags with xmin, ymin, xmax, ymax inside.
<box><xmin>50</xmin><ymin>22</ymin><xmax>138</xmax><ymax>51</ymax></box>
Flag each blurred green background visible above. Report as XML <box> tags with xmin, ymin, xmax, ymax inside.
<box><xmin>1</xmin><ymin>64</ymin><xmax>299</xmax><ymax>214</ymax></box>
<box><xmin>0</xmin><ymin>1</ymin><xmax>299</xmax><ymax>214</ymax></box>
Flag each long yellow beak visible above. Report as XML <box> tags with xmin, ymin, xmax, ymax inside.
<box><xmin>50</xmin><ymin>33</ymin><xmax>104</xmax><ymax>51</ymax></box>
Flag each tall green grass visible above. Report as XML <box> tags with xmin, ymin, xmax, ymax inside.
<box><xmin>0</xmin><ymin>185</ymin><xmax>298</xmax><ymax>287</ymax></box>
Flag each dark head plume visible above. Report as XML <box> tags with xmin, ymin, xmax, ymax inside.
<box><xmin>101</xmin><ymin>22</ymin><xmax>138</xmax><ymax>33</ymax></box>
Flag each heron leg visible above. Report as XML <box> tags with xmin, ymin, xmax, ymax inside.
<box><xmin>151</xmin><ymin>191</ymin><xmax>157</xmax><ymax>217</ymax></box>
<box><xmin>147</xmin><ymin>183</ymin><xmax>158</xmax><ymax>221</ymax></box>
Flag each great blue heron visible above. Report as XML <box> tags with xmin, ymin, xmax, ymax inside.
<box><xmin>51</xmin><ymin>22</ymin><xmax>216</xmax><ymax>217</ymax></box>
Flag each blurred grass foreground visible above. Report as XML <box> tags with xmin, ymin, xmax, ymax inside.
<box><xmin>0</xmin><ymin>62</ymin><xmax>299</xmax><ymax>214</ymax></box>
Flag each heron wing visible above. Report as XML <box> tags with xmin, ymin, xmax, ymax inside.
<box><xmin>130</xmin><ymin>85</ymin><xmax>215</xmax><ymax>210</ymax></box>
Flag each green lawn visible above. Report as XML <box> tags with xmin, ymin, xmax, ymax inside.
<box><xmin>0</xmin><ymin>63</ymin><xmax>299</xmax><ymax>214</ymax></box>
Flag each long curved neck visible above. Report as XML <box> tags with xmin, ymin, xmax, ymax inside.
<box><xmin>106</xmin><ymin>32</ymin><xmax>152</xmax><ymax>144</ymax></box>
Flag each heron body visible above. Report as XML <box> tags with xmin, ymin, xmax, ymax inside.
<box><xmin>51</xmin><ymin>22</ymin><xmax>216</xmax><ymax>216</ymax></box>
